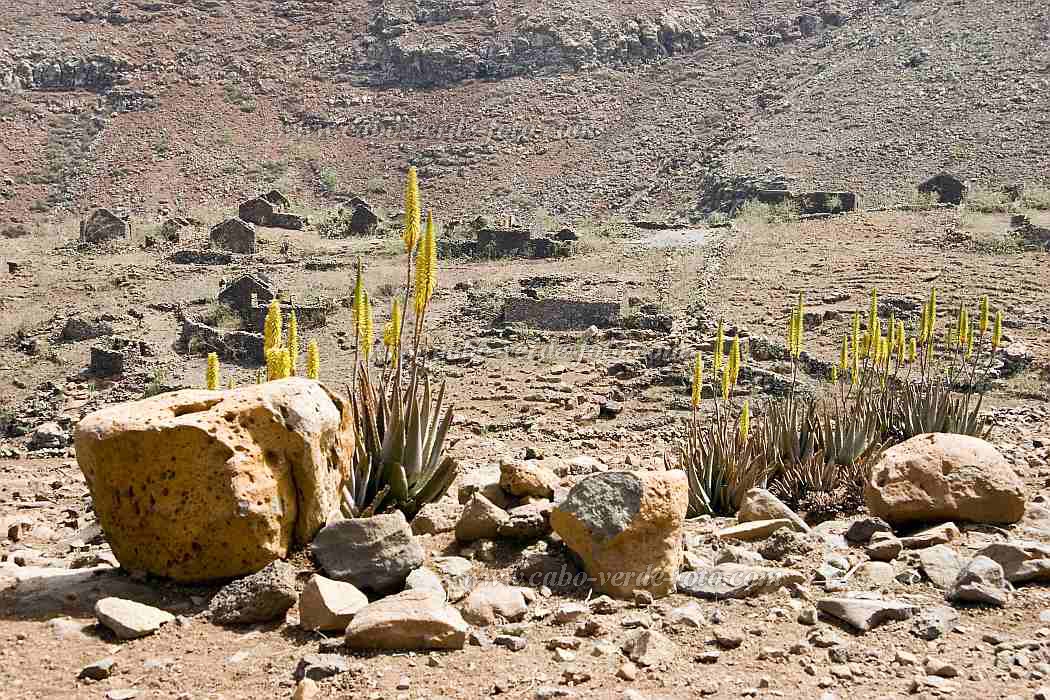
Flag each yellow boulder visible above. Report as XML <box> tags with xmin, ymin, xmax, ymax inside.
<box><xmin>75</xmin><ymin>378</ymin><xmax>352</xmax><ymax>582</ymax></box>
<box><xmin>550</xmin><ymin>470</ymin><xmax>688</xmax><ymax>599</ymax></box>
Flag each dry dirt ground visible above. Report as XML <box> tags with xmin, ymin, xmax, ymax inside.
<box><xmin>2</xmin><ymin>208</ymin><xmax>1050</xmax><ymax>699</ymax></box>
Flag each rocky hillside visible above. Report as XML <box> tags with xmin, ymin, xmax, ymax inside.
<box><xmin>1</xmin><ymin>0</ymin><xmax>1048</xmax><ymax>226</ymax></box>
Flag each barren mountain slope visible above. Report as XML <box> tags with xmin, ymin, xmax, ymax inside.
<box><xmin>1</xmin><ymin>0</ymin><xmax>1048</xmax><ymax>226</ymax></box>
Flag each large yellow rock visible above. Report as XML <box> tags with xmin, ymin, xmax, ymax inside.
<box><xmin>550</xmin><ymin>470</ymin><xmax>688</xmax><ymax>599</ymax></box>
<box><xmin>75</xmin><ymin>378</ymin><xmax>353</xmax><ymax>582</ymax></box>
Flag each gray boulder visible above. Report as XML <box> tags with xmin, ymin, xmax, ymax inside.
<box><xmin>947</xmin><ymin>556</ymin><xmax>1010</xmax><ymax>607</ymax></box>
<box><xmin>208</xmin><ymin>560</ymin><xmax>297</xmax><ymax>625</ymax></box>
<box><xmin>311</xmin><ymin>512</ymin><xmax>425</xmax><ymax>595</ymax></box>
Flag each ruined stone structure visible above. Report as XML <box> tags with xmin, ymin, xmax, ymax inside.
<box><xmin>504</xmin><ymin>296</ymin><xmax>624</xmax><ymax>330</ymax></box>
<box><xmin>210</xmin><ymin>218</ymin><xmax>256</xmax><ymax>254</ymax></box>
<box><xmin>80</xmin><ymin>208</ymin><xmax>129</xmax><ymax>243</ymax></box>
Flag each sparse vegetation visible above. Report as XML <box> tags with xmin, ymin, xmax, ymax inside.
<box><xmin>319</xmin><ymin>169</ymin><xmax>339</xmax><ymax>194</ymax></box>
<box><xmin>1021</xmin><ymin>185</ymin><xmax>1050</xmax><ymax>210</ymax></box>
<box><xmin>963</xmin><ymin>184</ymin><xmax>1010</xmax><ymax>213</ymax></box>
<box><xmin>906</xmin><ymin>189</ymin><xmax>941</xmax><ymax>210</ymax></box>
<box><xmin>673</xmin><ymin>287</ymin><xmax>1003</xmax><ymax>520</ymax></box>
<box><xmin>736</xmin><ymin>199</ymin><xmax>800</xmax><ymax>225</ymax></box>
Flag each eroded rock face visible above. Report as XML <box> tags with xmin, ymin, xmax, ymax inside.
<box><xmin>864</xmin><ymin>433</ymin><xmax>1025</xmax><ymax>525</ymax></box>
<box><xmin>550</xmin><ymin>470</ymin><xmax>687</xmax><ymax>598</ymax></box>
<box><xmin>75</xmin><ymin>378</ymin><xmax>352</xmax><ymax>582</ymax></box>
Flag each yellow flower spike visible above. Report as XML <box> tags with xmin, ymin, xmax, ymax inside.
<box><xmin>721</xmin><ymin>362</ymin><xmax>731</xmax><ymax>401</ymax></box>
<box><xmin>958</xmin><ymin>307</ymin><xmax>968</xmax><ymax>347</ymax></box>
<box><xmin>729</xmin><ymin>336</ymin><xmax>742</xmax><ymax>387</ymax></box>
<box><xmin>206</xmin><ymin>352</ymin><xmax>219</xmax><ymax>390</ymax></box>
<box><xmin>851</xmin><ymin>353</ymin><xmax>859</xmax><ymax>385</ymax></box>
<box><xmin>403</xmin><ymin>166</ymin><xmax>421</xmax><ymax>253</ymax></box>
<box><xmin>888</xmin><ymin>312</ymin><xmax>897</xmax><ymax>350</ymax></box>
<box><xmin>351</xmin><ymin>260</ymin><xmax>366</xmax><ymax>341</ymax></box>
<box><xmin>690</xmin><ymin>353</ymin><xmax>704</xmax><ymax>409</ymax></box>
<box><xmin>713</xmin><ymin>319</ymin><xmax>725</xmax><ymax>372</ymax></box>
<box><xmin>738</xmin><ymin>400</ymin><xmax>750</xmax><ymax>443</ymax></box>
<box><xmin>851</xmin><ymin>312</ymin><xmax>860</xmax><ymax>359</ymax></box>
<box><xmin>992</xmin><ymin>310</ymin><xmax>1003</xmax><ymax>351</ymax></box>
<box><xmin>306</xmin><ymin>339</ymin><xmax>320</xmax><ymax>380</ymax></box>
<box><xmin>227</xmin><ymin>376</ymin><xmax>236</xmax><ymax>390</ymax></box>
<box><xmin>908</xmin><ymin>337</ymin><xmax>917</xmax><ymax>364</ymax></box>
<box><xmin>867</xmin><ymin>288</ymin><xmax>878</xmax><ymax>354</ymax></box>
<box><xmin>966</xmin><ymin>327</ymin><xmax>975</xmax><ymax>359</ymax></box>
<box><xmin>383</xmin><ymin>298</ymin><xmax>403</xmax><ymax>354</ymax></box>
<box><xmin>979</xmin><ymin>295</ymin><xmax>990</xmax><ymax>335</ymax></box>
<box><xmin>263</xmin><ymin>298</ymin><xmax>282</xmax><ymax>353</ymax></box>
<box><xmin>831</xmin><ymin>365</ymin><xmax>839</xmax><ymax>383</ymax></box>
<box><xmin>279</xmin><ymin>348</ymin><xmax>292</xmax><ymax>379</ymax></box>
<box><xmin>361</xmin><ymin>292</ymin><xmax>375</xmax><ymax>360</ymax></box>
<box><xmin>414</xmin><ymin>211</ymin><xmax>438</xmax><ymax>318</ymax></box>
<box><xmin>266</xmin><ymin>348</ymin><xmax>282</xmax><ymax>381</ymax></box>
<box><xmin>287</xmin><ymin>310</ymin><xmax>299</xmax><ymax>376</ymax></box>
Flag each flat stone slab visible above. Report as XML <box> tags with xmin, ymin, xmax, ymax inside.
<box><xmin>345</xmin><ymin>590</ymin><xmax>468</xmax><ymax>651</ymax></box>
<box><xmin>95</xmin><ymin>597</ymin><xmax>175</xmax><ymax>640</ymax></box>
<box><xmin>676</xmin><ymin>564</ymin><xmax>805</xmax><ymax>600</ymax></box>
<box><xmin>817</xmin><ymin>597</ymin><xmax>918</xmax><ymax>632</ymax></box>
<box><xmin>716</xmin><ymin>519</ymin><xmax>795</xmax><ymax>542</ymax></box>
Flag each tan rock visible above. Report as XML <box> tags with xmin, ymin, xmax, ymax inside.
<box><xmin>454</xmin><ymin>494</ymin><xmax>509</xmax><ymax>542</ymax></box>
<box><xmin>865</xmin><ymin>433</ymin><xmax>1025</xmax><ymax>525</ymax></box>
<box><xmin>737</xmin><ymin>488</ymin><xmax>810</xmax><ymax>532</ymax></box>
<box><xmin>716</xmin><ymin>519</ymin><xmax>795</xmax><ymax>542</ymax></box>
<box><xmin>299</xmin><ymin>575</ymin><xmax>369</xmax><ymax>632</ymax></box>
<box><xmin>550</xmin><ymin>470</ymin><xmax>688</xmax><ymax>599</ymax></box>
<box><xmin>459</xmin><ymin>583</ymin><xmax>529</xmax><ymax>625</ymax></box>
<box><xmin>292</xmin><ymin>679</ymin><xmax>319</xmax><ymax>700</ymax></box>
<box><xmin>75</xmin><ymin>378</ymin><xmax>352</xmax><ymax>582</ymax></box>
<box><xmin>499</xmin><ymin>459</ymin><xmax>558</xmax><ymax>499</ymax></box>
<box><xmin>345</xmin><ymin>590</ymin><xmax>468</xmax><ymax>651</ymax></box>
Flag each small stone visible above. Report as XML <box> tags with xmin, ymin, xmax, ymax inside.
<box><xmin>617</xmin><ymin>661</ymin><xmax>638</xmax><ymax>681</ymax></box>
<box><xmin>554</xmin><ymin>647</ymin><xmax>576</xmax><ymax>662</ymax></box>
<box><xmin>554</xmin><ymin>603</ymin><xmax>590</xmax><ymax>624</ymax></box>
<box><xmin>667</xmin><ymin>602</ymin><xmax>706</xmax><ymax>628</ymax></box>
<box><xmin>716</xmin><ymin>519</ymin><xmax>795</xmax><ymax>542</ymax></box>
<box><xmin>396</xmin><ymin>675</ymin><xmax>410</xmax><ymax>690</ymax></box>
<box><xmin>292</xmin><ymin>679</ymin><xmax>319</xmax><ymax>700</ymax></box>
<box><xmin>895</xmin><ymin>650</ymin><xmax>918</xmax><ymax>666</ymax></box>
<box><xmin>845</xmin><ymin>517</ymin><xmax>892</xmax><ymax>544</ymax></box>
<box><xmin>461</xmin><ymin>584</ymin><xmax>529</xmax><ymax>626</ymax></box>
<box><xmin>622</xmin><ymin>629</ymin><xmax>676</xmax><ymax>667</ymax></box>
<box><xmin>494</xmin><ymin>634</ymin><xmax>527</xmax><ymax>651</ymax></box>
<box><xmin>299</xmin><ymin>575</ymin><xmax>369</xmax><ymax>632</ymax></box>
<box><xmin>900</xmin><ymin>523</ymin><xmax>960</xmax><ymax>550</ymax></box>
<box><xmin>947</xmin><ymin>556</ymin><xmax>1010</xmax><ymax>607</ymax></box>
<box><xmin>208</xmin><ymin>560</ymin><xmax>297</xmax><ymax>625</ymax></box>
<box><xmin>714</xmin><ymin>629</ymin><xmax>744</xmax><ymax>649</ymax></box>
<box><xmin>865</xmin><ymin>532</ymin><xmax>903</xmax><ymax>562</ymax></box>
<box><xmin>918</xmin><ymin>545</ymin><xmax>963</xmax><ymax>589</ymax></box>
<box><xmin>294</xmin><ymin>654</ymin><xmax>351</xmax><ymax>682</ymax></box>
<box><xmin>95</xmin><ymin>598</ymin><xmax>175</xmax><ymax>640</ymax></box>
<box><xmin>697</xmin><ymin>651</ymin><xmax>721</xmax><ymax>664</ymax></box>
<box><xmin>911</xmin><ymin>606</ymin><xmax>960</xmax><ymax>641</ymax></box>
<box><xmin>816</xmin><ymin>597</ymin><xmax>918</xmax><ymax>632</ymax></box>
<box><xmin>79</xmin><ymin>657</ymin><xmax>117</xmax><ymax>680</ymax></box>
<box><xmin>923</xmin><ymin>656</ymin><xmax>959</xmax><ymax>678</ymax></box>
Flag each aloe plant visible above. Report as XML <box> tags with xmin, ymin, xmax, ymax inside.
<box><xmin>343</xmin><ymin>363</ymin><xmax>458</xmax><ymax>520</ymax></box>
<box><xmin>674</xmin><ymin>415</ymin><xmax>767</xmax><ymax>518</ymax></box>
<box><xmin>893</xmin><ymin>380</ymin><xmax>990</xmax><ymax>440</ymax></box>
